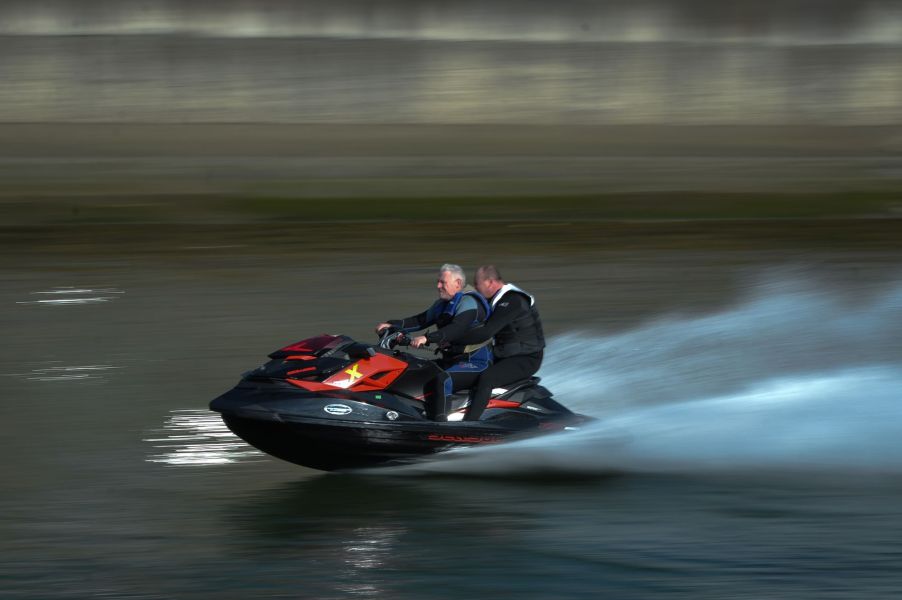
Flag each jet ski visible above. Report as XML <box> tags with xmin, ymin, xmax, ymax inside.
<box><xmin>210</xmin><ymin>332</ymin><xmax>591</xmax><ymax>471</ymax></box>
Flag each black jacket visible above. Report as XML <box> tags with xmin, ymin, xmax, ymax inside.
<box><xmin>455</xmin><ymin>288</ymin><xmax>545</xmax><ymax>358</ymax></box>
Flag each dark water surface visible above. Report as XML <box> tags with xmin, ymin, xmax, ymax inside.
<box><xmin>3</xmin><ymin>223</ymin><xmax>902</xmax><ymax>598</ymax></box>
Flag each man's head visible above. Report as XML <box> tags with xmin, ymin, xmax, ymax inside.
<box><xmin>474</xmin><ymin>265</ymin><xmax>505</xmax><ymax>299</ymax></box>
<box><xmin>437</xmin><ymin>263</ymin><xmax>465</xmax><ymax>300</ymax></box>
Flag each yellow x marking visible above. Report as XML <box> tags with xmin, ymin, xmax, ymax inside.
<box><xmin>344</xmin><ymin>363</ymin><xmax>362</xmax><ymax>381</ymax></box>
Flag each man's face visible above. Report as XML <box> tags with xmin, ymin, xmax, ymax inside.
<box><xmin>437</xmin><ymin>270</ymin><xmax>463</xmax><ymax>300</ymax></box>
<box><xmin>474</xmin><ymin>276</ymin><xmax>495</xmax><ymax>299</ymax></box>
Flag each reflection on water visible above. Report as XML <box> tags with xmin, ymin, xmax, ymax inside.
<box><xmin>2</xmin><ymin>361</ymin><xmax>121</xmax><ymax>382</ymax></box>
<box><xmin>20</xmin><ymin>363</ymin><xmax>121</xmax><ymax>382</ymax></box>
<box><xmin>16</xmin><ymin>286</ymin><xmax>125</xmax><ymax>305</ymax></box>
<box><xmin>337</xmin><ymin>525</ymin><xmax>399</xmax><ymax>597</ymax></box>
<box><xmin>144</xmin><ymin>409</ymin><xmax>263</xmax><ymax>466</ymax></box>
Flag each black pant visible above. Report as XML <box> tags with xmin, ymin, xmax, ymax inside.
<box><xmin>463</xmin><ymin>351</ymin><xmax>543</xmax><ymax>421</ymax></box>
<box><xmin>426</xmin><ymin>349</ymin><xmax>493</xmax><ymax>420</ymax></box>
<box><xmin>428</xmin><ymin>369</ymin><xmax>482</xmax><ymax>420</ymax></box>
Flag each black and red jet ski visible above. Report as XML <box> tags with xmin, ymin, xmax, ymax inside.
<box><xmin>209</xmin><ymin>332</ymin><xmax>591</xmax><ymax>471</ymax></box>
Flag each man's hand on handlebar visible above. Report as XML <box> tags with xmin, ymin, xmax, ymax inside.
<box><xmin>376</xmin><ymin>330</ymin><xmax>431</xmax><ymax>350</ymax></box>
<box><xmin>378</xmin><ymin>330</ymin><xmax>408</xmax><ymax>350</ymax></box>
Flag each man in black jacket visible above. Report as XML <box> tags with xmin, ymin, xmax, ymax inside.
<box><xmin>453</xmin><ymin>265</ymin><xmax>546</xmax><ymax>421</ymax></box>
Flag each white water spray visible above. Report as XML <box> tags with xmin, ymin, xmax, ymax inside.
<box><xmin>394</xmin><ymin>278</ymin><xmax>902</xmax><ymax>477</ymax></box>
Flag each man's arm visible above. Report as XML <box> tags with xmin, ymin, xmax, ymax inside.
<box><xmin>452</xmin><ymin>294</ymin><xmax>529</xmax><ymax>345</ymax></box>
<box><xmin>423</xmin><ymin>295</ymin><xmax>479</xmax><ymax>344</ymax></box>
<box><xmin>386</xmin><ymin>300</ymin><xmax>443</xmax><ymax>332</ymax></box>
<box><xmin>424</xmin><ymin>308</ymin><xmax>478</xmax><ymax>345</ymax></box>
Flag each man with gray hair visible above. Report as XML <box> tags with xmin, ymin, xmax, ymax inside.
<box><xmin>376</xmin><ymin>264</ymin><xmax>493</xmax><ymax>420</ymax></box>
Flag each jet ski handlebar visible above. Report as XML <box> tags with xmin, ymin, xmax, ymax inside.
<box><xmin>377</xmin><ymin>329</ymin><xmax>434</xmax><ymax>350</ymax></box>
<box><xmin>378</xmin><ymin>329</ymin><xmax>412</xmax><ymax>349</ymax></box>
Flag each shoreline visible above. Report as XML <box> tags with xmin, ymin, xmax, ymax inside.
<box><xmin>2</xmin><ymin>123</ymin><xmax>900</xmax><ymax>158</ymax></box>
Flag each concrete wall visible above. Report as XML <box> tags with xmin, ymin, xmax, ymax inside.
<box><xmin>1</xmin><ymin>0</ymin><xmax>900</xmax><ymax>124</ymax></box>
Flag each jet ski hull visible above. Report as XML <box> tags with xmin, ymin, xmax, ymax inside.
<box><xmin>210</xmin><ymin>333</ymin><xmax>592</xmax><ymax>471</ymax></box>
<box><xmin>220</xmin><ymin>413</ymin><xmax>566</xmax><ymax>471</ymax></box>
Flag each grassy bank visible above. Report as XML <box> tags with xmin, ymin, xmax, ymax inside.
<box><xmin>3</xmin><ymin>191</ymin><xmax>902</xmax><ymax>228</ymax></box>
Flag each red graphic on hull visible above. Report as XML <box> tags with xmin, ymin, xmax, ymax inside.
<box><xmin>288</xmin><ymin>353</ymin><xmax>407</xmax><ymax>393</ymax></box>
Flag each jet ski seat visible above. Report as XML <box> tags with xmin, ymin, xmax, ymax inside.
<box><xmin>492</xmin><ymin>376</ymin><xmax>541</xmax><ymax>396</ymax></box>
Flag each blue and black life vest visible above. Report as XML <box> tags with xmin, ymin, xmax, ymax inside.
<box><xmin>439</xmin><ymin>290</ymin><xmax>491</xmax><ymax>325</ymax></box>
<box><xmin>436</xmin><ymin>290</ymin><xmax>492</xmax><ymax>355</ymax></box>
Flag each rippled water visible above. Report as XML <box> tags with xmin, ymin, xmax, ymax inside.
<box><xmin>3</xmin><ymin>232</ymin><xmax>902</xmax><ymax>598</ymax></box>
<box><xmin>144</xmin><ymin>409</ymin><xmax>264</xmax><ymax>467</ymax></box>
